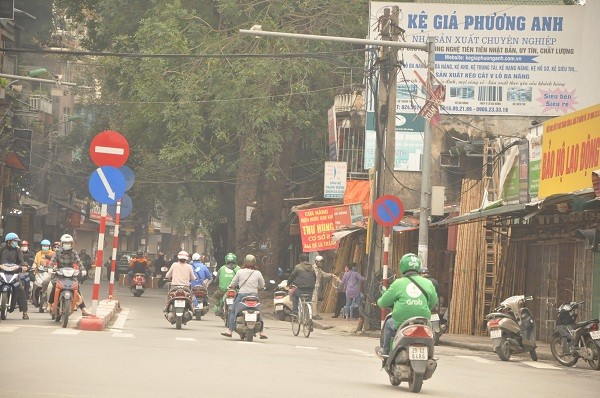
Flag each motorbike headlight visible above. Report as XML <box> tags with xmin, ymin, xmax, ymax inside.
<box><xmin>62</xmin><ymin>269</ymin><xmax>75</xmax><ymax>278</ymax></box>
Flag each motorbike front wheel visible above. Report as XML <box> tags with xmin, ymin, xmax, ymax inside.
<box><xmin>61</xmin><ymin>297</ymin><xmax>71</xmax><ymax>328</ymax></box>
<box><xmin>550</xmin><ymin>335</ymin><xmax>578</xmax><ymax>367</ymax></box>
<box><xmin>389</xmin><ymin>374</ymin><xmax>401</xmax><ymax>386</ymax></box>
<box><xmin>408</xmin><ymin>372</ymin><xmax>423</xmax><ymax>393</ymax></box>
<box><xmin>36</xmin><ymin>290</ymin><xmax>45</xmax><ymax>313</ymax></box>
<box><xmin>495</xmin><ymin>339</ymin><xmax>511</xmax><ymax>361</ymax></box>
<box><xmin>0</xmin><ymin>291</ymin><xmax>9</xmax><ymax>320</ymax></box>
<box><xmin>529</xmin><ymin>349</ymin><xmax>538</xmax><ymax>361</ymax></box>
<box><xmin>585</xmin><ymin>337</ymin><xmax>600</xmax><ymax>370</ymax></box>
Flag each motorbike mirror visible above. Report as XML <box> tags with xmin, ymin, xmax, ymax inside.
<box><xmin>213</xmin><ymin>271</ymin><xmax>217</xmax><ymax>276</ymax></box>
<box><xmin>161</xmin><ymin>267</ymin><xmax>168</xmax><ymax>272</ymax></box>
<box><xmin>269</xmin><ymin>279</ymin><xmax>276</xmax><ymax>284</ymax></box>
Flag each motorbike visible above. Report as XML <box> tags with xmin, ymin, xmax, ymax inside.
<box><xmin>191</xmin><ymin>284</ymin><xmax>210</xmax><ymax>320</ymax></box>
<box><xmin>164</xmin><ymin>285</ymin><xmax>194</xmax><ymax>329</ymax></box>
<box><xmin>550</xmin><ymin>301</ymin><xmax>600</xmax><ymax>370</ymax></box>
<box><xmin>430</xmin><ymin>305</ymin><xmax>448</xmax><ymax>346</ymax></box>
<box><xmin>233</xmin><ymin>295</ymin><xmax>263</xmax><ymax>342</ymax></box>
<box><xmin>51</xmin><ymin>267</ymin><xmax>82</xmax><ymax>328</ymax></box>
<box><xmin>223</xmin><ymin>288</ymin><xmax>237</xmax><ymax>326</ymax></box>
<box><xmin>274</xmin><ymin>280</ymin><xmax>293</xmax><ymax>321</ymax></box>
<box><xmin>0</xmin><ymin>263</ymin><xmax>21</xmax><ymax>320</ymax></box>
<box><xmin>379</xmin><ymin>315</ymin><xmax>438</xmax><ymax>393</ymax></box>
<box><xmin>485</xmin><ymin>295</ymin><xmax>537</xmax><ymax>361</ymax></box>
<box><xmin>32</xmin><ymin>265</ymin><xmax>51</xmax><ymax>312</ymax></box>
<box><xmin>130</xmin><ymin>273</ymin><xmax>147</xmax><ymax>297</ymax></box>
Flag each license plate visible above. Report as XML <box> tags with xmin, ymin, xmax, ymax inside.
<box><xmin>490</xmin><ymin>329</ymin><xmax>502</xmax><ymax>339</ymax></box>
<box><xmin>591</xmin><ymin>330</ymin><xmax>600</xmax><ymax>340</ymax></box>
<box><xmin>197</xmin><ymin>302</ymin><xmax>203</xmax><ymax>309</ymax></box>
<box><xmin>225</xmin><ymin>298</ymin><xmax>234</xmax><ymax>305</ymax></box>
<box><xmin>245</xmin><ymin>312</ymin><xmax>257</xmax><ymax>322</ymax></box>
<box><xmin>174</xmin><ymin>300</ymin><xmax>186</xmax><ymax>308</ymax></box>
<box><xmin>430</xmin><ymin>313</ymin><xmax>439</xmax><ymax>321</ymax></box>
<box><xmin>135</xmin><ymin>285</ymin><xmax>143</xmax><ymax>290</ymax></box>
<box><xmin>275</xmin><ymin>304</ymin><xmax>283</xmax><ymax>311</ymax></box>
<box><xmin>408</xmin><ymin>346</ymin><xmax>428</xmax><ymax>361</ymax></box>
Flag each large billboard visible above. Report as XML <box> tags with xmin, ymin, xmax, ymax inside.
<box><xmin>370</xmin><ymin>2</ymin><xmax>588</xmax><ymax>116</ymax></box>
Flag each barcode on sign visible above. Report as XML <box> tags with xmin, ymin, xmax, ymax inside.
<box><xmin>478</xmin><ymin>86</ymin><xmax>503</xmax><ymax>102</ymax></box>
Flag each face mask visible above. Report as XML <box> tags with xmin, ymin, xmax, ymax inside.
<box><xmin>11</xmin><ymin>241</ymin><xmax>19</xmax><ymax>249</ymax></box>
<box><xmin>62</xmin><ymin>243</ymin><xmax>72</xmax><ymax>250</ymax></box>
<box><xmin>42</xmin><ymin>246</ymin><xmax>50</xmax><ymax>252</ymax></box>
<box><xmin>179</xmin><ymin>259</ymin><xmax>187</xmax><ymax>263</ymax></box>
<box><xmin>21</xmin><ymin>247</ymin><xmax>28</xmax><ymax>252</ymax></box>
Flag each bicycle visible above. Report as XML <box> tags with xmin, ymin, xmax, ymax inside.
<box><xmin>290</xmin><ymin>287</ymin><xmax>313</xmax><ymax>338</ymax></box>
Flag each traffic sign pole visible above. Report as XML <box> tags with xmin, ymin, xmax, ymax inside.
<box><xmin>108</xmin><ymin>199</ymin><xmax>121</xmax><ymax>300</ymax></box>
<box><xmin>381</xmin><ymin>225</ymin><xmax>390</xmax><ymax>327</ymax></box>
<box><xmin>91</xmin><ymin>203</ymin><xmax>107</xmax><ymax>316</ymax></box>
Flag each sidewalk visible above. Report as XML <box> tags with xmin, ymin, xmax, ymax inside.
<box><xmin>310</xmin><ymin>312</ymin><xmax>554</xmax><ymax>361</ymax></box>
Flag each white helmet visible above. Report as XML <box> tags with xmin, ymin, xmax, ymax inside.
<box><xmin>177</xmin><ymin>250</ymin><xmax>189</xmax><ymax>261</ymax></box>
<box><xmin>315</xmin><ymin>255</ymin><xmax>324</xmax><ymax>262</ymax></box>
<box><xmin>191</xmin><ymin>252</ymin><xmax>201</xmax><ymax>261</ymax></box>
<box><xmin>244</xmin><ymin>254</ymin><xmax>256</xmax><ymax>265</ymax></box>
<box><xmin>60</xmin><ymin>234</ymin><xmax>74</xmax><ymax>243</ymax></box>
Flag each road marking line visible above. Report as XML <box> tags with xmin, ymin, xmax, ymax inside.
<box><xmin>113</xmin><ymin>333</ymin><xmax>135</xmax><ymax>338</ymax></box>
<box><xmin>14</xmin><ymin>324</ymin><xmax>56</xmax><ymax>329</ymax></box>
<box><xmin>176</xmin><ymin>337</ymin><xmax>196</xmax><ymax>342</ymax></box>
<box><xmin>0</xmin><ymin>326</ymin><xmax>18</xmax><ymax>333</ymax></box>
<box><xmin>110</xmin><ymin>309</ymin><xmax>130</xmax><ymax>330</ymax></box>
<box><xmin>348</xmin><ymin>348</ymin><xmax>375</xmax><ymax>357</ymax></box>
<box><xmin>51</xmin><ymin>329</ymin><xmax>80</xmax><ymax>335</ymax></box>
<box><xmin>456</xmin><ymin>355</ymin><xmax>495</xmax><ymax>364</ymax></box>
<box><xmin>521</xmin><ymin>361</ymin><xmax>560</xmax><ymax>369</ymax></box>
<box><xmin>295</xmin><ymin>346</ymin><xmax>319</xmax><ymax>350</ymax></box>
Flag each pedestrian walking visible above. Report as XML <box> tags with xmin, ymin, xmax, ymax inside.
<box><xmin>340</xmin><ymin>263</ymin><xmax>366</xmax><ymax>319</ymax></box>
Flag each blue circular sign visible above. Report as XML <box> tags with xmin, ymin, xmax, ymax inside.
<box><xmin>108</xmin><ymin>193</ymin><xmax>133</xmax><ymax>219</ymax></box>
<box><xmin>88</xmin><ymin>166</ymin><xmax>126</xmax><ymax>205</ymax></box>
<box><xmin>373</xmin><ymin>195</ymin><xmax>405</xmax><ymax>227</ymax></box>
<box><xmin>119</xmin><ymin>165</ymin><xmax>135</xmax><ymax>191</ymax></box>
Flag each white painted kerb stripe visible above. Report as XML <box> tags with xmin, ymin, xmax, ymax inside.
<box><xmin>522</xmin><ymin>361</ymin><xmax>560</xmax><ymax>369</ymax></box>
<box><xmin>95</xmin><ymin>146</ymin><xmax>125</xmax><ymax>155</ymax></box>
<box><xmin>456</xmin><ymin>355</ymin><xmax>495</xmax><ymax>364</ymax></box>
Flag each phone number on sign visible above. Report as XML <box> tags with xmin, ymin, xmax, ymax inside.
<box><xmin>476</xmin><ymin>106</ymin><xmax>509</xmax><ymax>113</ymax></box>
<box><xmin>444</xmin><ymin>105</ymin><xmax>473</xmax><ymax>112</ymax></box>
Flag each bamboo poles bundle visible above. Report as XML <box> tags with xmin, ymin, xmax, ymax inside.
<box><xmin>449</xmin><ymin>179</ymin><xmax>485</xmax><ymax>335</ymax></box>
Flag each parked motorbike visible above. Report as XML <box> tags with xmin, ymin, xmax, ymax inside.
<box><xmin>164</xmin><ymin>286</ymin><xmax>194</xmax><ymax>329</ymax></box>
<box><xmin>191</xmin><ymin>284</ymin><xmax>210</xmax><ymax>320</ymax></box>
<box><xmin>379</xmin><ymin>315</ymin><xmax>437</xmax><ymax>393</ymax></box>
<box><xmin>223</xmin><ymin>288</ymin><xmax>237</xmax><ymax>326</ymax></box>
<box><xmin>550</xmin><ymin>301</ymin><xmax>600</xmax><ymax>370</ymax></box>
<box><xmin>233</xmin><ymin>295</ymin><xmax>263</xmax><ymax>342</ymax></box>
<box><xmin>485</xmin><ymin>295</ymin><xmax>537</xmax><ymax>361</ymax></box>
<box><xmin>130</xmin><ymin>273</ymin><xmax>147</xmax><ymax>297</ymax></box>
<box><xmin>0</xmin><ymin>263</ymin><xmax>21</xmax><ymax>320</ymax></box>
<box><xmin>51</xmin><ymin>267</ymin><xmax>82</xmax><ymax>328</ymax></box>
<box><xmin>274</xmin><ymin>280</ymin><xmax>293</xmax><ymax>321</ymax></box>
<box><xmin>430</xmin><ymin>306</ymin><xmax>448</xmax><ymax>346</ymax></box>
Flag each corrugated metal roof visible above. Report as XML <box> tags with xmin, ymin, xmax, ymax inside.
<box><xmin>401</xmin><ymin>0</ymin><xmax>567</xmax><ymax>5</ymax></box>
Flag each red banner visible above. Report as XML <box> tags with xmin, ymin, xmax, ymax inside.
<box><xmin>298</xmin><ymin>207</ymin><xmax>338</xmax><ymax>252</ymax></box>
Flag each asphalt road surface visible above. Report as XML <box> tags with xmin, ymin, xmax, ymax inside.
<box><xmin>2</xmin><ymin>281</ymin><xmax>599</xmax><ymax>398</ymax></box>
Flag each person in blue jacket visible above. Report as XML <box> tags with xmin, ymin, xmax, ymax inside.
<box><xmin>190</xmin><ymin>253</ymin><xmax>212</xmax><ymax>308</ymax></box>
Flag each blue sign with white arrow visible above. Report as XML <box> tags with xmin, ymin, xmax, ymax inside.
<box><xmin>88</xmin><ymin>166</ymin><xmax>126</xmax><ymax>205</ymax></box>
<box><xmin>107</xmin><ymin>193</ymin><xmax>133</xmax><ymax>219</ymax></box>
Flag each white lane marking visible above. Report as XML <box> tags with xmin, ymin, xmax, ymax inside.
<box><xmin>13</xmin><ymin>324</ymin><xmax>55</xmax><ymax>329</ymax></box>
<box><xmin>109</xmin><ymin>309</ymin><xmax>130</xmax><ymax>330</ymax></box>
<box><xmin>176</xmin><ymin>337</ymin><xmax>196</xmax><ymax>342</ymax></box>
<box><xmin>348</xmin><ymin>348</ymin><xmax>375</xmax><ymax>357</ymax></box>
<box><xmin>295</xmin><ymin>346</ymin><xmax>319</xmax><ymax>350</ymax></box>
<box><xmin>51</xmin><ymin>329</ymin><xmax>80</xmax><ymax>335</ymax></box>
<box><xmin>456</xmin><ymin>355</ymin><xmax>495</xmax><ymax>364</ymax></box>
<box><xmin>113</xmin><ymin>333</ymin><xmax>135</xmax><ymax>338</ymax></box>
<box><xmin>522</xmin><ymin>361</ymin><xmax>560</xmax><ymax>369</ymax></box>
<box><xmin>0</xmin><ymin>326</ymin><xmax>19</xmax><ymax>333</ymax></box>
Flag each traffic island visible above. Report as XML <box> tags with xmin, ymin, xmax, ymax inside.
<box><xmin>78</xmin><ymin>299</ymin><xmax>120</xmax><ymax>331</ymax></box>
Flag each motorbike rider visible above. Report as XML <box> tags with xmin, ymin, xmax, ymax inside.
<box><xmin>213</xmin><ymin>253</ymin><xmax>240</xmax><ymax>316</ymax></box>
<box><xmin>221</xmin><ymin>254</ymin><xmax>267</xmax><ymax>339</ymax></box>
<box><xmin>127</xmin><ymin>251</ymin><xmax>151</xmax><ymax>284</ymax></box>
<box><xmin>20</xmin><ymin>240</ymin><xmax>35</xmax><ymax>267</ymax></box>
<box><xmin>163</xmin><ymin>251</ymin><xmax>196</xmax><ymax>311</ymax></box>
<box><xmin>0</xmin><ymin>232</ymin><xmax>30</xmax><ymax>319</ymax></box>
<box><xmin>47</xmin><ymin>234</ymin><xmax>92</xmax><ymax>316</ymax></box>
<box><xmin>153</xmin><ymin>252</ymin><xmax>168</xmax><ymax>287</ymax></box>
<box><xmin>420</xmin><ymin>267</ymin><xmax>442</xmax><ymax>305</ymax></box>
<box><xmin>79</xmin><ymin>249</ymin><xmax>92</xmax><ymax>275</ymax></box>
<box><xmin>287</xmin><ymin>252</ymin><xmax>316</xmax><ymax>316</ymax></box>
<box><xmin>190</xmin><ymin>252</ymin><xmax>212</xmax><ymax>308</ymax></box>
<box><xmin>33</xmin><ymin>239</ymin><xmax>55</xmax><ymax>302</ymax></box>
<box><xmin>375</xmin><ymin>253</ymin><xmax>438</xmax><ymax>358</ymax></box>
<box><xmin>311</xmin><ymin>255</ymin><xmax>334</xmax><ymax>320</ymax></box>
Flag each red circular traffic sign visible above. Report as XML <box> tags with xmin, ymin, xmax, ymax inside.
<box><xmin>373</xmin><ymin>195</ymin><xmax>404</xmax><ymax>227</ymax></box>
<box><xmin>89</xmin><ymin>130</ymin><xmax>130</xmax><ymax>167</ymax></box>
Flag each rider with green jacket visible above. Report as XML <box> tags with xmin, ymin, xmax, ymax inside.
<box><xmin>213</xmin><ymin>253</ymin><xmax>240</xmax><ymax>315</ymax></box>
<box><xmin>376</xmin><ymin>253</ymin><xmax>438</xmax><ymax>358</ymax></box>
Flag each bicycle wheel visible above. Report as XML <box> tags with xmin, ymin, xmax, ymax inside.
<box><xmin>291</xmin><ymin>306</ymin><xmax>301</xmax><ymax>336</ymax></box>
<box><xmin>302</xmin><ymin>302</ymin><xmax>312</xmax><ymax>338</ymax></box>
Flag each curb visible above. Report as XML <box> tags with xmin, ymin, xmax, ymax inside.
<box><xmin>439</xmin><ymin>339</ymin><xmax>555</xmax><ymax>361</ymax></box>
<box><xmin>77</xmin><ymin>299</ymin><xmax>120</xmax><ymax>331</ymax></box>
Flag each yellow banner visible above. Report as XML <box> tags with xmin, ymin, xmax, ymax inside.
<box><xmin>538</xmin><ymin>104</ymin><xmax>600</xmax><ymax>198</ymax></box>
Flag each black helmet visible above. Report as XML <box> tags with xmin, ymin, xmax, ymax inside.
<box><xmin>136</xmin><ymin>250</ymin><xmax>143</xmax><ymax>257</ymax></box>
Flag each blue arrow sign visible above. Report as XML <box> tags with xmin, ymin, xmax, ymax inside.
<box><xmin>88</xmin><ymin>166</ymin><xmax>126</xmax><ymax>205</ymax></box>
<box><xmin>119</xmin><ymin>165</ymin><xmax>135</xmax><ymax>191</ymax></box>
<box><xmin>108</xmin><ymin>193</ymin><xmax>133</xmax><ymax>219</ymax></box>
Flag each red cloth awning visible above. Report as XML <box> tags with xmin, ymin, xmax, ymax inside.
<box><xmin>343</xmin><ymin>180</ymin><xmax>371</xmax><ymax>217</ymax></box>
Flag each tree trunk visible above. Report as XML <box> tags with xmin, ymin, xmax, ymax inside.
<box><xmin>235</xmin><ymin>136</ymin><xmax>260</xmax><ymax>258</ymax></box>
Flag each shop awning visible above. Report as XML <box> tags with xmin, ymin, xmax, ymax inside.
<box><xmin>332</xmin><ymin>228</ymin><xmax>363</xmax><ymax>242</ymax></box>
<box><xmin>52</xmin><ymin>198</ymin><xmax>85</xmax><ymax>214</ymax></box>
<box><xmin>19</xmin><ymin>195</ymin><xmax>48</xmax><ymax>210</ymax></box>
<box><xmin>432</xmin><ymin>203</ymin><xmax>530</xmax><ymax>227</ymax></box>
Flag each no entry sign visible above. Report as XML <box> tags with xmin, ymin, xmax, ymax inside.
<box><xmin>89</xmin><ymin>130</ymin><xmax>130</xmax><ymax>167</ymax></box>
<box><xmin>373</xmin><ymin>195</ymin><xmax>404</xmax><ymax>227</ymax></box>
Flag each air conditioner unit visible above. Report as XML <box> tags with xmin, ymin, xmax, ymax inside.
<box><xmin>440</xmin><ymin>153</ymin><xmax>460</xmax><ymax>168</ymax></box>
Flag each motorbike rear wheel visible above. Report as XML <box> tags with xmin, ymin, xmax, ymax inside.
<box><xmin>176</xmin><ymin>316</ymin><xmax>182</xmax><ymax>329</ymax></box>
<box><xmin>585</xmin><ymin>337</ymin><xmax>600</xmax><ymax>370</ymax></box>
<box><xmin>495</xmin><ymin>339</ymin><xmax>511</xmax><ymax>361</ymax></box>
<box><xmin>278</xmin><ymin>311</ymin><xmax>286</xmax><ymax>321</ymax></box>
<box><xmin>133</xmin><ymin>290</ymin><xmax>143</xmax><ymax>297</ymax></box>
<box><xmin>550</xmin><ymin>335</ymin><xmax>578</xmax><ymax>367</ymax></box>
<box><xmin>61</xmin><ymin>297</ymin><xmax>71</xmax><ymax>328</ymax></box>
<box><xmin>529</xmin><ymin>349</ymin><xmax>538</xmax><ymax>361</ymax></box>
<box><xmin>245</xmin><ymin>331</ymin><xmax>254</xmax><ymax>342</ymax></box>
<box><xmin>0</xmin><ymin>291</ymin><xmax>9</xmax><ymax>320</ymax></box>
<box><xmin>408</xmin><ymin>372</ymin><xmax>423</xmax><ymax>393</ymax></box>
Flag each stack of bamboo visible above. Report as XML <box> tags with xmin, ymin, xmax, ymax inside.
<box><xmin>492</xmin><ymin>240</ymin><xmax>526</xmax><ymax>306</ymax></box>
<box><xmin>449</xmin><ymin>179</ymin><xmax>485</xmax><ymax>335</ymax></box>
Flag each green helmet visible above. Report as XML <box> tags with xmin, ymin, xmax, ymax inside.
<box><xmin>400</xmin><ymin>253</ymin><xmax>422</xmax><ymax>275</ymax></box>
<box><xmin>224</xmin><ymin>253</ymin><xmax>237</xmax><ymax>264</ymax></box>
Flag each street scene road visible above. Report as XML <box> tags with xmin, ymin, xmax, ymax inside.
<box><xmin>2</xmin><ymin>281</ymin><xmax>599</xmax><ymax>398</ymax></box>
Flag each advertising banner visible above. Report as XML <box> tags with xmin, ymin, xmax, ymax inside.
<box><xmin>324</xmin><ymin>161</ymin><xmax>347</xmax><ymax>199</ymax></box>
<box><xmin>370</xmin><ymin>2</ymin><xmax>588</xmax><ymax>116</ymax></box>
<box><xmin>298</xmin><ymin>207</ymin><xmax>338</xmax><ymax>252</ymax></box>
<box><xmin>538</xmin><ymin>103</ymin><xmax>600</xmax><ymax>198</ymax></box>
<box><xmin>527</xmin><ymin>125</ymin><xmax>543</xmax><ymax>201</ymax></box>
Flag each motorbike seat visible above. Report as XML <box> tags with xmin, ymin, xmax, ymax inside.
<box><xmin>241</xmin><ymin>295</ymin><xmax>260</xmax><ymax>303</ymax></box>
<box><xmin>399</xmin><ymin>316</ymin><xmax>431</xmax><ymax>329</ymax></box>
<box><xmin>486</xmin><ymin>312</ymin><xmax>513</xmax><ymax>321</ymax></box>
<box><xmin>575</xmin><ymin>319</ymin><xmax>599</xmax><ymax>329</ymax></box>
